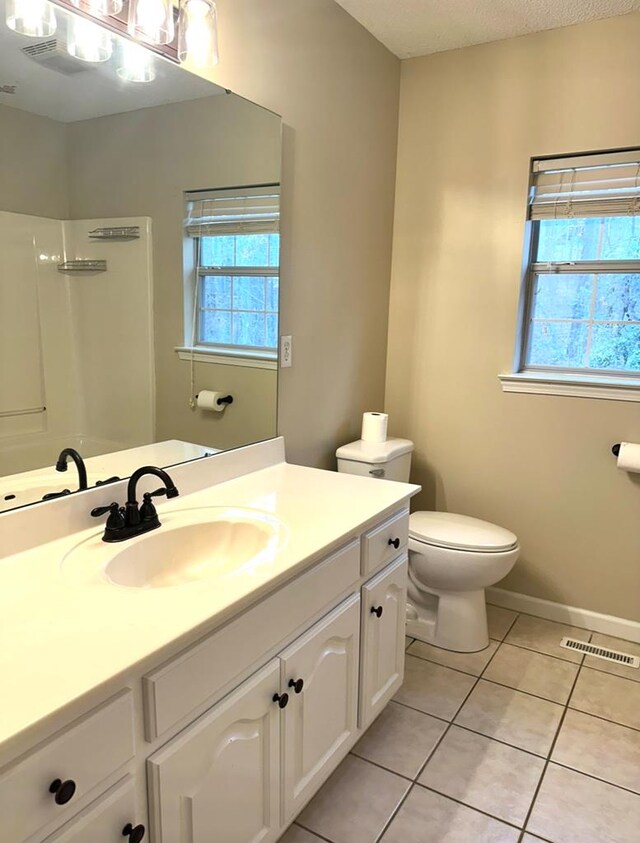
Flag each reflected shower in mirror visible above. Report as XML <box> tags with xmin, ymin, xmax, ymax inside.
<box><xmin>0</xmin><ymin>0</ymin><xmax>281</xmax><ymax>512</ymax></box>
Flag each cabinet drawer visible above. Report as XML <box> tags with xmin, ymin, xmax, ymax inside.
<box><xmin>361</xmin><ymin>508</ymin><xmax>409</xmax><ymax>575</ymax></box>
<box><xmin>0</xmin><ymin>690</ymin><xmax>135</xmax><ymax>843</ymax></box>
<box><xmin>42</xmin><ymin>776</ymin><xmax>139</xmax><ymax>843</ymax></box>
<box><xmin>144</xmin><ymin>539</ymin><xmax>360</xmax><ymax>741</ymax></box>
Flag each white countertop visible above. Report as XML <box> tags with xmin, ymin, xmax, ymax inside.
<box><xmin>0</xmin><ymin>456</ymin><xmax>418</xmax><ymax>753</ymax></box>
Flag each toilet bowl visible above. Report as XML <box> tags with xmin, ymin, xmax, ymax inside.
<box><xmin>336</xmin><ymin>436</ymin><xmax>520</xmax><ymax>654</ymax></box>
<box><xmin>406</xmin><ymin>512</ymin><xmax>519</xmax><ymax>652</ymax></box>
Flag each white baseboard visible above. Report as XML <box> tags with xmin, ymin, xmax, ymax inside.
<box><xmin>487</xmin><ymin>587</ymin><xmax>640</xmax><ymax>645</ymax></box>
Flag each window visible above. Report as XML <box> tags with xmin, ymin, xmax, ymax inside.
<box><xmin>516</xmin><ymin>150</ymin><xmax>640</xmax><ymax>381</ymax></box>
<box><xmin>184</xmin><ymin>185</ymin><xmax>280</xmax><ymax>358</ymax></box>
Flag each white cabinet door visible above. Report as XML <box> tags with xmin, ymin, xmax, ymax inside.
<box><xmin>280</xmin><ymin>594</ymin><xmax>360</xmax><ymax>822</ymax></box>
<box><xmin>360</xmin><ymin>556</ymin><xmax>407</xmax><ymax>728</ymax></box>
<box><xmin>147</xmin><ymin>660</ymin><xmax>281</xmax><ymax>843</ymax></box>
<box><xmin>42</xmin><ymin>777</ymin><xmax>140</xmax><ymax>843</ymax></box>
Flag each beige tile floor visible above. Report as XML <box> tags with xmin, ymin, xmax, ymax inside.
<box><xmin>280</xmin><ymin>606</ymin><xmax>640</xmax><ymax>843</ymax></box>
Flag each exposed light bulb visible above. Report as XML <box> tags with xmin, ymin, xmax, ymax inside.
<box><xmin>178</xmin><ymin>0</ymin><xmax>218</xmax><ymax>67</ymax></box>
<box><xmin>67</xmin><ymin>16</ymin><xmax>113</xmax><ymax>62</ymax></box>
<box><xmin>70</xmin><ymin>0</ymin><xmax>124</xmax><ymax>16</ymax></box>
<box><xmin>117</xmin><ymin>41</ymin><xmax>156</xmax><ymax>83</ymax></box>
<box><xmin>128</xmin><ymin>0</ymin><xmax>174</xmax><ymax>46</ymax></box>
<box><xmin>5</xmin><ymin>0</ymin><xmax>56</xmax><ymax>37</ymax></box>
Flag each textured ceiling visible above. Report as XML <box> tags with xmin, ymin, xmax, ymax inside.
<box><xmin>333</xmin><ymin>0</ymin><xmax>640</xmax><ymax>58</ymax></box>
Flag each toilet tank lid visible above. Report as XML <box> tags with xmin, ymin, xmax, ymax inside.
<box><xmin>409</xmin><ymin>512</ymin><xmax>518</xmax><ymax>552</ymax></box>
<box><xmin>336</xmin><ymin>438</ymin><xmax>414</xmax><ymax>464</ymax></box>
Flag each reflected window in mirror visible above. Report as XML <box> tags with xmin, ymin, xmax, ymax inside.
<box><xmin>184</xmin><ymin>185</ymin><xmax>280</xmax><ymax>360</ymax></box>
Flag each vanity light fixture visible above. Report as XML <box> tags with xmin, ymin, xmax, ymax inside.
<box><xmin>117</xmin><ymin>40</ymin><xmax>156</xmax><ymax>82</ymax></box>
<box><xmin>70</xmin><ymin>0</ymin><xmax>123</xmax><ymax>15</ymax></box>
<box><xmin>128</xmin><ymin>0</ymin><xmax>174</xmax><ymax>45</ymax></box>
<box><xmin>67</xmin><ymin>14</ymin><xmax>113</xmax><ymax>61</ymax></box>
<box><xmin>178</xmin><ymin>0</ymin><xmax>218</xmax><ymax>67</ymax></box>
<box><xmin>5</xmin><ymin>0</ymin><xmax>56</xmax><ymax>37</ymax></box>
<box><xmin>5</xmin><ymin>0</ymin><xmax>220</xmax><ymax>73</ymax></box>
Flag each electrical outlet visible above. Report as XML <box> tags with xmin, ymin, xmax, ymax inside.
<box><xmin>280</xmin><ymin>335</ymin><xmax>292</xmax><ymax>368</ymax></box>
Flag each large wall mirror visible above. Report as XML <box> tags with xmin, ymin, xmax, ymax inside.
<box><xmin>0</xmin><ymin>0</ymin><xmax>281</xmax><ymax>513</ymax></box>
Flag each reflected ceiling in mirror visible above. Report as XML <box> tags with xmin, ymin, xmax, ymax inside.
<box><xmin>0</xmin><ymin>0</ymin><xmax>282</xmax><ymax>513</ymax></box>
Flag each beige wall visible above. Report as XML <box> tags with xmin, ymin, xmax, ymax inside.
<box><xmin>386</xmin><ymin>14</ymin><xmax>640</xmax><ymax>621</ymax></box>
<box><xmin>0</xmin><ymin>103</ymin><xmax>69</xmax><ymax>219</ymax></box>
<box><xmin>68</xmin><ymin>93</ymin><xmax>281</xmax><ymax>452</ymax></box>
<box><xmin>192</xmin><ymin>0</ymin><xmax>401</xmax><ymax>467</ymax></box>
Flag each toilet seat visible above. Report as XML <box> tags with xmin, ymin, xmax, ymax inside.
<box><xmin>409</xmin><ymin>512</ymin><xmax>518</xmax><ymax>554</ymax></box>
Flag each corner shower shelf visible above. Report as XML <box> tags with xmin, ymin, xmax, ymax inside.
<box><xmin>88</xmin><ymin>226</ymin><xmax>140</xmax><ymax>241</ymax></box>
<box><xmin>57</xmin><ymin>260</ymin><xmax>107</xmax><ymax>274</ymax></box>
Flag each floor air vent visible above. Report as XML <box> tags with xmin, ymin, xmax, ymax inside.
<box><xmin>560</xmin><ymin>637</ymin><xmax>639</xmax><ymax>668</ymax></box>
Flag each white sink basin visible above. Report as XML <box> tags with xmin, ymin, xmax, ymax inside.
<box><xmin>61</xmin><ymin>507</ymin><xmax>285</xmax><ymax>589</ymax></box>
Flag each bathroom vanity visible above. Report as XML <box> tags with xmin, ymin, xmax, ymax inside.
<box><xmin>0</xmin><ymin>439</ymin><xmax>419</xmax><ymax>842</ymax></box>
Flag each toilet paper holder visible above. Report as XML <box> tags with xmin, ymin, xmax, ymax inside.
<box><xmin>196</xmin><ymin>393</ymin><xmax>234</xmax><ymax>407</ymax></box>
<box><xmin>612</xmin><ymin>443</ymin><xmax>621</xmax><ymax>457</ymax></box>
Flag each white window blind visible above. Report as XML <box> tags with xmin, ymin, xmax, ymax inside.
<box><xmin>529</xmin><ymin>150</ymin><xmax>640</xmax><ymax>220</ymax></box>
<box><xmin>185</xmin><ymin>184</ymin><xmax>280</xmax><ymax>237</ymax></box>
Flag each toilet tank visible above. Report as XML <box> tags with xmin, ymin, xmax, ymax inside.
<box><xmin>336</xmin><ymin>438</ymin><xmax>414</xmax><ymax>482</ymax></box>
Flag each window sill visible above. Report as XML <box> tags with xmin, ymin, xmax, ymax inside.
<box><xmin>499</xmin><ymin>372</ymin><xmax>640</xmax><ymax>402</ymax></box>
<box><xmin>175</xmin><ymin>346</ymin><xmax>278</xmax><ymax>370</ymax></box>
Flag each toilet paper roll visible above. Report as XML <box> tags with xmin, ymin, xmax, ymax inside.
<box><xmin>197</xmin><ymin>391</ymin><xmax>227</xmax><ymax>413</ymax></box>
<box><xmin>361</xmin><ymin>412</ymin><xmax>388</xmax><ymax>443</ymax></box>
<box><xmin>616</xmin><ymin>442</ymin><xmax>640</xmax><ymax>474</ymax></box>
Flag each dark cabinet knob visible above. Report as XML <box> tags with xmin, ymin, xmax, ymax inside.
<box><xmin>273</xmin><ymin>692</ymin><xmax>289</xmax><ymax>709</ymax></box>
<box><xmin>371</xmin><ymin>605</ymin><xmax>383</xmax><ymax>618</ymax></box>
<box><xmin>388</xmin><ymin>537</ymin><xmax>400</xmax><ymax>550</ymax></box>
<box><xmin>122</xmin><ymin>823</ymin><xmax>146</xmax><ymax>842</ymax></box>
<box><xmin>288</xmin><ymin>678</ymin><xmax>304</xmax><ymax>694</ymax></box>
<box><xmin>49</xmin><ymin>779</ymin><xmax>76</xmax><ymax>805</ymax></box>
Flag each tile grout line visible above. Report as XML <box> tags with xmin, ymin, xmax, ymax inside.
<box><xmin>291</xmin><ymin>820</ymin><xmax>335</xmax><ymax>843</ymax></box>
<box><xmin>408</xmin><ymin>638</ymin><xmax>588</xmax><ymax>673</ymax></box>
<box><xmin>516</xmin><ymin>632</ymin><xmax>592</xmax><ymax>842</ymax></box>
<box><xmin>494</xmin><ymin>638</ymin><xmax>585</xmax><ymax>665</ymax></box>
<box><xmin>413</xmin><ymin>781</ymin><xmax>523</xmax><ymax>832</ymax></box>
<box><xmin>347</xmin><ymin>750</ymin><xmax>414</xmax><ymax>783</ymax></box>
<box><xmin>497</xmin><ymin>606</ymin><xmax>596</xmax><ymax>633</ymax></box>
<box><xmin>583</xmin><ymin>662</ymin><xmax>640</xmax><ymax>682</ymax></box>
<box><xmin>372</xmin><ymin>782</ymin><xmax>418</xmax><ymax>843</ymax></box>
<box><xmin>564</xmin><ymin>703</ymin><xmax>640</xmax><ymax>735</ymax></box>
<box><xmin>579</xmin><ymin>663</ymin><xmax>640</xmax><ymax>686</ymax></box>
<box><xmin>549</xmin><ymin>758</ymin><xmax>640</xmax><ymax>799</ymax></box>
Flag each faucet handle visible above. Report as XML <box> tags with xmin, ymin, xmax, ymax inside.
<box><xmin>91</xmin><ymin>502</ymin><xmax>125</xmax><ymax>531</ymax></box>
<box><xmin>91</xmin><ymin>502</ymin><xmax>119</xmax><ymax>518</ymax></box>
<box><xmin>140</xmin><ymin>488</ymin><xmax>168</xmax><ymax>522</ymax></box>
<box><xmin>145</xmin><ymin>487</ymin><xmax>169</xmax><ymax>499</ymax></box>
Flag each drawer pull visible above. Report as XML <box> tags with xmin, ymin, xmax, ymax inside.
<box><xmin>288</xmin><ymin>678</ymin><xmax>304</xmax><ymax>694</ymax></box>
<box><xmin>49</xmin><ymin>778</ymin><xmax>76</xmax><ymax>806</ymax></box>
<box><xmin>273</xmin><ymin>692</ymin><xmax>289</xmax><ymax>709</ymax></box>
<box><xmin>371</xmin><ymin>605</ymin><xmax>384</xmax><ymax>618</ymax></box>
<box><xmin>388</xmin><ymin>537</ymin><xmax>401</xmax><ymax>550</ymax></box>
<box><xmin>122</xmin><ymin>823</ymin><xmax>146</xmax><ymax>842</ymax></box>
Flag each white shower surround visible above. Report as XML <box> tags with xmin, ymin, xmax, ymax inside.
<box><xmin>0</xmin><ymin>211</ymin><xmax>154</xmax><ymax>476</ymax></box>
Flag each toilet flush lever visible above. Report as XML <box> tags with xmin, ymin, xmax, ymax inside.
<box><xmin>369</xmin><ymin>468</ymin><xmax>385</xmax><ymax>478</ymax></box>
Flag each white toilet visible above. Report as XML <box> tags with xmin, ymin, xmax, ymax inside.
<box><xmin>336</xmin><ymin>437</ymin><xmax>519</xmax><ymax>653</ymax></box>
